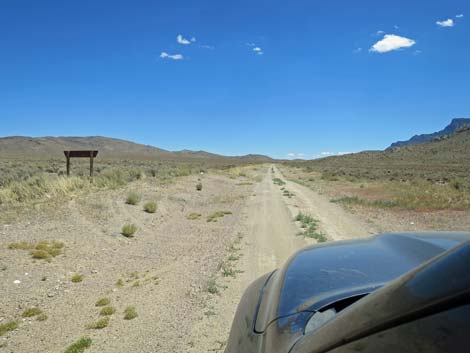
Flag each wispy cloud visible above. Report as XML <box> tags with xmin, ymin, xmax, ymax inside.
<box><xmin>312</xmin><ymin>151</ymin><xmax>353</xmax><ymax>159</ymax></box>
<box><xmin>456</xmin><ymin>14</ymin><xmax>464</xmax><ymax>18</ymax></box>
<box><xmin>370</xmin><ymin>34</ymin><xmax>416</xmax><ymax>53</ymax></box>
<box><xmin>436</xmin><ymin>18</ymin><xmax>454</xmax><ymax>27</ymax></box>
<box><xmin>177</xmin><ymin>34</ymin><xmax>196</xmax><ymax>45</ymax></box>
<box><xmin>200</xmin><ymin>44</ymin><xmax>215</xmax><ymax>50</ymax></box>
<box><xmin>247</xmin><ymin>43</ymin><xmax>264</xmax><ymax>55</ymax></box>
<box><xmin>160</xmin><ymin>52</ymin><xmax>183</xmax><ymax>60</ymax></box>
<box><xmin>353</xmin><ymin>47</ymin><xmax>363</xmax><ymax>53</ymax></box>
<box><xmin>287</xmin><ymin>152</ymin><xmax>305</xmax><ymax>159</ymax></box>
<box><xmin>376</xmin><ymin>30</ymin><xmax>385</xmax><ymax>36</ymax></box>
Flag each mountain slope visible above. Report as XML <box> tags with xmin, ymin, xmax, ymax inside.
<box><xmin>291</xmin><ymin>126</ymin><xmax>470</xmax><ymax>181</ymax></box>
<box><xmin>0</xmin><ymin>136</ymin><xmax>273</xmax><ymax>163</ymax></box>
<box><xmin>388</xmin><ymin>118</ymin><xmax>470</xmax><ymax>149</ymax></box>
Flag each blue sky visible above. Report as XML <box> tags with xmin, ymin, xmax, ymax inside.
<box><xmin>1</xmin><ymin>0</ymin><xmax>469</xmax><ymax>159</ymax></box>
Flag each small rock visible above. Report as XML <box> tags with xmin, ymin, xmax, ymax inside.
<box><xmin>47</xmin><ymin>293</ymin><xmax>54</xmax><ymax>298</ymax></box>
<box><xmin>13</xmin><ymin>280</ymin><xmax>21</xmax><ymax>284</ymax></box>
<box><xmin>91</xmin><ymin>270</ymin><xmax>98</xmax><ymax>274</ymax></box>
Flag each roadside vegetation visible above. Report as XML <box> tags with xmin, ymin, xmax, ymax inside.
<box><xmin>143</xmin><ymin>201</ymin><xmax>157</xmax><ymax>213</ymax></box>
<box><xmin>283</xmin><ymin>128</ymin><xmax>470</xmax><ymax>212</ymax></box>
<box><xmin>0</xmin><ymin>321</ymin><xmax>18</xmax><ymax>336</ymax></box>
<box><xmin>8</xmin><ymin>240</ymin><xmax>64</xmax><ymax>262</ymax></box>
<box><xmin>121</xmin><ymin>223</ymin><xmax>138</xmax><ymax>237</ymax></box>
<box><xmin>207</xmin><ymin>211</ymin><xmax>232</xmax><ymax>222</ymax></box>
<box><xmin>63</xmin><ymin>337</ymin><xmax>92</xmax><ymax>353</ymax></box>
<box><xmin>295</xmin><ymin>212</ymin><xmax>327</xmax><ymax>242</ymax></box>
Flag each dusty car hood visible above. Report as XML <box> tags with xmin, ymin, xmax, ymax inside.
<box><xmin>255</xmin><ymin>232</ymin><xmax>470</xmax><ymax>333</ymax></box>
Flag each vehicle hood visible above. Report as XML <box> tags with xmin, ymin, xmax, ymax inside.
<box><xmin>254</xmin><ymin>232</ymin><xmax>470</xmax><ymax>333</ymax></box>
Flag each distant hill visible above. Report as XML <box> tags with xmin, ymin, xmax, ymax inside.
<box><xmin>0</xmin><ymin>136</ymin><xmax>273</xmax><ymax>163</ymax></box>
<box><xmin>290</xmin><ymin>125</ymin><xmax>470</xmax><ymax>181</ymax></box>
<box><xmin>388</xmin><ymin>118</ymin><xmax>470</xmax><ymax>149</ymax></box>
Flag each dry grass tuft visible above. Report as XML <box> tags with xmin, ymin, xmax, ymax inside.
<box><xmin>186</xmin><ymin>212</ymin><xmax>202</xmax><ymax>220</ymax></box>
<box><xmin>0</xmin><ymin>321</ymin><xmax>18</xmax><ymax>336</ymax></box>
<box><xmin>22</xmin><ymin>307</ymin><xmax>43</xmax><ymax>317</ymax></box>
<box><xmin>86</xmin><ymin>317</ymin><xmax>109</xmax><ymax>329</ymax></box>
<box><xmin>63</xmin><ymin>337</ymin><xmax>92</xmax><ymax>353</ymax></box>
<box><xmin>143</xmin><ymin>201</ymin><xmax>157</xmax><ymax>213</ymax></box>
<box><xmin>121</xmin><ymin>223</ymin><xmax>138</xmax><ymax>237</ymax></box>
<box><xmin>9</xmin><ymin>240</ymin><xmax>65</xmax><ymax>262</ymax></box>
<box><xmin>126</xmin><ymin>192</ymin><xmax>141</xmax><ymax>205</ymax></box>
<box><xmin>71</xmin><ymin>274</ymin><xmax>84</xmax><ymax>283</ymax></box>
<box><xmin>207</xmin><ymin>211</ymin><xmax>232</xmax><ymax>222</ymax></box>
<box><xmin>95</xmin><ymin>298</ymin><xmax>110</xmax><ymax>307</ymax></box>
<box><xmin>123</xmin><ymin>306</ymin><xmax>138</xmax><ymax>320</ymax></box>
<box><xmin>99</xmin><ymin>306</ymin><xmax>116</xmax><ymax>316</ymax></box>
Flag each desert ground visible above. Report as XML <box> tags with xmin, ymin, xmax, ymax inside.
<box><xmin>0</xmin><ymin>163</ymin><xmax>466</xmax><ymax>352</ymax></box>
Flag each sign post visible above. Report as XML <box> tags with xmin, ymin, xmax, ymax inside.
<box><xmin>64</xmin><ymin>150</ymin><xmax>99</xmax><ymax>178</ymax></box>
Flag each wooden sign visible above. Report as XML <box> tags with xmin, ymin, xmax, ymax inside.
<box><xmin>63</xmin><ymin>150</ymin><xmax>99</xmax><ymax>177</ymax></box>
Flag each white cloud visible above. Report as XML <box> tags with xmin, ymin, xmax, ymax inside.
<box><xmin>456</xmin><ymin>14</ymin><xmax>464</xmax><ymax>18</ymax></box>
<box><xmin>160</xmin><ymin>52</ymin><xmax>183</xmax><ymax>60</ymax></box>
<box><xmin>338</xmin><ymin>152</ymin><xmax>352</xmax><ymax>155</ymax></box>
<box><xmin>376</xmin><ymin>30</ymin><xmax>385</xmax><ymax>36</ymax></box>
<box><xmin>177</xmin><ymin>34</ymin><xmax>195</xmax><ymax>45</ymax></box>
<box><xmin>253</xmin><ymin>47</ymin><xmax>263</xmax><ymax>55</ymax></box>
<box><xmin>246</xmin><ymin>42</ymin><xmax>256</xmax><ymax>47</ymax></box>
<box><xmin>287</xmin><ymin>152</ymin><xmax>305</xmax><ymax>159</ymax></box>
<box><xmin>436</xmin><ymin>18</ymin><xmax>454</xmax><ymax>27</ymax></box>
<box><xmin>320</xmin><ymin>151</ymin><xmax>333</xmax><ymax>155</ymax></box>
<box><xmin>370</xmin><ymin>34</ymin><xmax>416</xmax><ymax>53</ymax></box>
<box><xmin>413</xmin><ymin>49</ymin><xmax>422</xmax><ymax>55</ymax></box>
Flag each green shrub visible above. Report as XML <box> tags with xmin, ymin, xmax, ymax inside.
<box><xmin>143</xmin><ymin>201</ymin><xmax>157</xmax><ymax>213</ymax></box>
<box><xmin>95</xmin><ymin>298</ymin><xmax>110</xmax><ymax>307</ymax></box>
<box><xmin>186</xmin><ymin>212</ymin><xmax>201</xmax><ymax>220</ymax></box>
<box><xmin>30</xmin><ymin>249</ymin><xmax>52</xmax><ymax>262</ymax></box>
<box><xmin>125</xmin><ymin>192</ymin><xmax>141</xmax><ymax>205</ymax></box>
<box><xmin>206</xmin><ymin>278</ymin><xmax>219</xmax><ymax>295</ymax></box>
<box><xmin>71</xmin><ymin>274</ymin><xmax>84</xmax><ymax>283</ymax></box>
<box><xmin>64</xmin><ymin>337</ymin><xmax>92</xmax><ymax>353</ymax></box>
<box><xmin>207</xmin><ymin>211</ymin><xmax>232</xmax><ymax>222</ymax></box>
<box><xmin>86</xmin><ymin>317</ymin><xmax>109</xmax><ymax>329</ymax></box>
<box><xmin>99</xmin><ymin>306</ymin><xmax>116</xmax><ymax>316</ymax></box>
<box><xmin>22</xmin><ymin>307</ymin><xmax>43</xmax><ymax>317</ymax></box>
<box><xmin>37</xmin><ymin>313</ymin><xmax>48</xmax><ymax>321</ymax></box>
<box><xmin>121</xmin><ymin>224</ymin><xmax>138</xmax><ymax>237</ymax></box>
<box><xmin>0</xmin><ymin>321</ymin><xmax>18</xmax><ymax>336</ymax></box>
<box><xmin>8</xmin><ymin>241</ymin><xmax>33</xmax><ymax>250</ymax></box>
<box><xmin>123</xmin><ymin>306</ymin><xmax>138</xmax><ymax>320</ymax></box>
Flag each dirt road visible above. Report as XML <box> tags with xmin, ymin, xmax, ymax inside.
<box><xmin>188</xmin><ymin>165</ymin><xmax>373</xmax><ymax>352</ymax></box>
<box><xmin>1</xmin><ymin>165</ymin><xmax>372</xmax><ymax>353</ymax></box>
